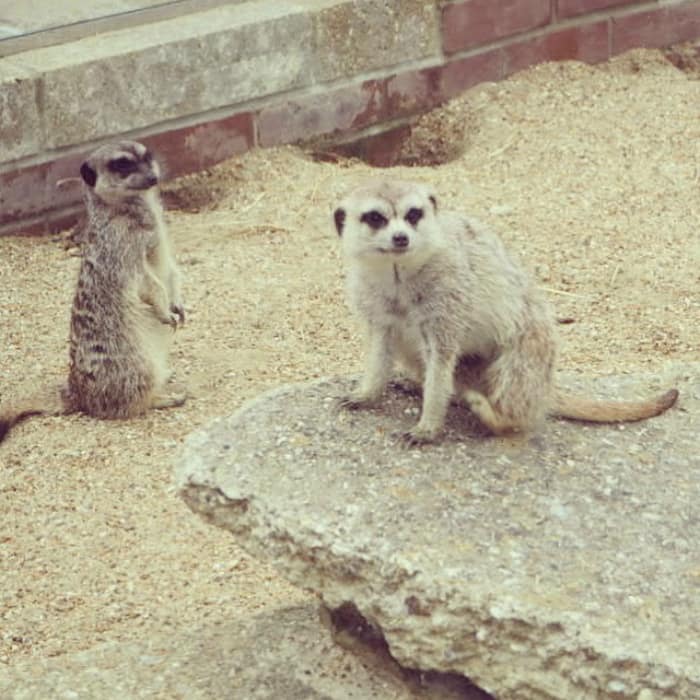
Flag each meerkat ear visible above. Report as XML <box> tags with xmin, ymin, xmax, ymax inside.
<box><xmin>80</xmin><ymin>162</ymin><xmax>97</xmax><ymax>188</ymax></box>
<box><xmin>333</xmin><ymin>207</ymin><xmax>346</xmax><ymax>236</ymax></box>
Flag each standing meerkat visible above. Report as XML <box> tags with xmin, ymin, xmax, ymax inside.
<box><xmin>333</xmin><ymin>180</ymin><xmax>678</xmax><ymax>445</ymax></box>
<box><xmin>0</xmin><ymin>141</ymin><xmax>186</xmax><ymax>443</ymax></box>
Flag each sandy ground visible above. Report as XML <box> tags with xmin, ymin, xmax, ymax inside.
<box><xmin>1</xmin><ymin>48</ymin><xmax>698</xmax><ymax>678</ymax></box>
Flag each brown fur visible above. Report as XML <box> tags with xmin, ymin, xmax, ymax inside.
<box><xmin>0</xmin><ymin>141</ymin><xmax>186</xmax><ymax>443</ymax></box>
<box><xmin>333</xmin><ymin>180</ymin><xmax>678</xmax><ymax>444</ymax></box>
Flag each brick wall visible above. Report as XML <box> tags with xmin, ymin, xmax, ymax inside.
<box><xmin>1</xmin><ymin>0</ymin><xmax>699</xmax><ymax>236</ymax></box>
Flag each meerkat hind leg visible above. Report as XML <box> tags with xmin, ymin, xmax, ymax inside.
<box><xmin>463</xmin><ymin>389</ymin><xmax>524</xmax><ymax>436</ymax></box>
<box><xmin>465</xmin><ymin>326</ymin><xmax>552</xmax><ymax>436</ymax></box>
<box><xmin>150</xmin><ymin>388</ymin><xmax>187</xmax><ymax>410</ymax></box>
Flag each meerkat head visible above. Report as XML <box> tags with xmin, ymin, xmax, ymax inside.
<box><xmin>333</xmin><ymin>180</ymin><xmax>439</xmax><ymax>265</ymax></box>
<box><xmin>79</xmin><ymin>141</ymin><xmax>160</xmax><ymax>204</ymax></box>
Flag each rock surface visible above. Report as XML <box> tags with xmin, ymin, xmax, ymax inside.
<box><xmin>1</xmin><ymin>603</ymin><xmax>488</xmax><ymax>699</ymax></box>
<box><xmin>177</xmin><ymin>365</ymin><xmax>699</xmax><ymax>700</ymax></box>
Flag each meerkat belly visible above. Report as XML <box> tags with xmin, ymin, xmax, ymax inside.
<box><xmin>377</xmin><ymin>290</ymin><xmax>426</xmax><ymax>374</ymax></box>
<box><xmin>128</xmin><ymin>294</ymin><xmax>172</xmax><ymax>388</ymax></box>
<box><xmin>393</xmin><ymin>320</ymin><xmax>424</xmax><ymax>370</ymax></box>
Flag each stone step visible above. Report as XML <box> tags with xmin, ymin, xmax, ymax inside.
<box><xmin>178</xmin><ymin>364</ymin><xmax>699</xmax><ymax>699</ymax></box>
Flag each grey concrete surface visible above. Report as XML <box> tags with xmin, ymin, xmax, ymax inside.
<box><xmin>178</xmin><ymin>364</ymin><xmax>699</xmax><ymax>700</ymax></box>
<box><xmin>0</xmin><ymin>1</ymin><xmax>187</xmax><ymax>35</ymax></box>
<box><xmin>0</xmin><ymin>0</ymin><xmax>439</xmax><ymax>158</ymax></box>
<box><xmin>0</xmin><ymin>603</ymin><xmax>488</xmax><ymax>699</ymax></box>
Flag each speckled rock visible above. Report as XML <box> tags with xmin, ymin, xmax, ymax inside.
<box><xmin>1</xmin><ymin>603</ymin><xmax>487</xmax><ymax>700</ymax></box>
<box><xmin>177</xmin><ymin>364</ymin><xmax>699</xmax><ymax>700</ymax></box>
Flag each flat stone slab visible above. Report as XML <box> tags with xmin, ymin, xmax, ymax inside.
<box><xmin>177</xmin><ymin>365</ymin><xmax>699</xmax><ymax>700</ymax></box>
<box><xmin>1</xmin><ymin>603</ymin><xmax>484</xmax><ymax>700</ymax></box>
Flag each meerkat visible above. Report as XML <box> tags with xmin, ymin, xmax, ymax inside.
<box><xmin>333</xmin><ymin>180</ymin><xmax>679</xmax><ymax>445</ymax></box>
<box><xmin>0</xmin><ymin>141</ymin><xmax>186</xmax><ymax>443</ymax></box>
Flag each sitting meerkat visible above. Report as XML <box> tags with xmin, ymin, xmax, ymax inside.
<box><xmin>0</xmin><ymin>140</ymin><xmax>186</xmax><ymax>443</ymax></box>
<box><xmin>333</xmin><ymin>179</ymin><xmax>678</xmax><ymax>445</ymax></box>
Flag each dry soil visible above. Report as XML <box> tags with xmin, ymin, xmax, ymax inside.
<box><xmin>1</xmin><ymin>48</ymin><xmax>698</xmax><ymax>684</ymax></box>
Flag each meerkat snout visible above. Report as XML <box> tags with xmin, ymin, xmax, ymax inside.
<box><xmin>391</xmin><ymin>232</ymin><xmax>409</xmax><ymax>249</ymax></box>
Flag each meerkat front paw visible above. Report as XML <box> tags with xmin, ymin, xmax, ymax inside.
<box><xmin>170</xmin><ymin>303</ymin><xmax>186</xmax><ymax>326</ymax></box>
<box><xmin>397</xmin><ymin>426</ymin><xmax>440</xmax><ymax>447</ymax></box>
<box><xmin>151</xmin><ymin>387</ymin><xmax>188</xmax><ymax>409</ymax></box>
<box><xmin>161</xmin><ymin>310</ymin><xmax>179</xmax><ymax>329</ymax></box>
<box><xmin>151</xmin><ymin>391</ymin><xmax>188</xmax><ymax>408</ymax></box>
<box><xmin>336</xmin><ymin>394</ymin><xmax>379</xmax><ymax>411</ymax></box>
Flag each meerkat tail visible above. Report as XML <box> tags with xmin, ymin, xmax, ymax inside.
<box><xmin>0</xmin><ymin>385</ymin><xmax>68</xmax><ymax>443</ymax></box>
<box><xmin>551</xmin><ymin>387</ymin><xmax>679</xmax><ymax>424</ymax></box>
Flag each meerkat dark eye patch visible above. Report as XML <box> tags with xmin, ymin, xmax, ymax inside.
<box><xmin>405</xmin><ymin>207</ymin><xmax>424</xmax><ymax>226</ymax></box>
<box><xmin>80</xmin><ymin>162</ymin><xmax>97</xmax><ymax>187</ymax></box>
<box><xmin>361</xmin><ymin>210</ymin><xmax>388</xmax><ymax>230</ymax></box>
<box><xmin>334</xmin><ymin>208</ymin><xmax>346</xmax><ymax>236</ymax></box>
<box><xmin>108</xmin><ymin>157</ymin><xmax>138</xmax><ymax>176</ymax></box>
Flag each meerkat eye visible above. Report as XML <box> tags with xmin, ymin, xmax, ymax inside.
<box><xmin>360</xmin><ymin>210</ymin><xmax>388</xmax><ymax>230</ymax></box>
<box><xmin>405</xmin><ymin>208</ymin><xmax>424</xmax><ymax>226</ymax></box>
<box><xmin>108</xmin><ymin>157</ymin><xmax>138</xmax><ymax>176</ymax></box>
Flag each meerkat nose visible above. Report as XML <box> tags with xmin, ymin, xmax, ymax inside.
<box><xmin>145</xmin><ymin>174</ymin><xmax>158</xmax><ymax>188</ymax></box>
<box><xmin>392</xmin><ymin>232</ymin><xmax>409</xmax><ymax>248</ymax></box>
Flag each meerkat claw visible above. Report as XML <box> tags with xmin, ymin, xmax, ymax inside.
<box><xmin>171</xmin><ymin>304</ymin><xmax>186</xmax><ymax>326</ymax></box>
<box><xmin>336</xmin><ymin>395</ymin><xmax>377</xmax><ymax>411</ymax></box>
<box><xmin>397</xmin><ymin>429</ymin><xmax>437</xmax><ymax>447</ymax></box>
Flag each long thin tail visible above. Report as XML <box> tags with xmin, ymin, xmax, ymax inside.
<box><xmin>551</xmin><ymin>387</ymin><xmax>679</xmax><ymax>424</ymax></box>
<box><xmin>0</xmin><ymin>386</ymin><xmax>68</xmax><ymax>443</ymax></box>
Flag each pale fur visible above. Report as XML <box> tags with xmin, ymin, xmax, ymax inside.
<box><xmin>334</xmin><ymin>180</ymin><xmax>678</xmax><ymax>444</ymax></box>
<box><xmin>0</xmin><ymin>141</ymin><xmax>185</xmax><ymax>443</ymax></box>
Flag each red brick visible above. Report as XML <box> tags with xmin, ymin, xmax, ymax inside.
<box><xmin>612</xmin><ymin>8</ymin><xmax>666</xmax><ymax>54</ymax></box>
<box><xmin>143</xmin><ymin>112</ymin><xmax>254</xmax><ymax>180</ymax></box>
<box><xmin>504</xmin><ymin>20</ymin><xmax>610</xmax><ymax>75</ymax></box>
<box><xmin>328</xmin><ymin>125</ymin><xmax>413</xmax><ymax>168</ymax></box>
<box><xmin>0</xmin><ymin>153</ymin><xmax>86</xmax><ymax>229</ymax></box>
<box><xmin>257</xmin><ymin>80</ymin><xmax>386</xmax><ymax>148</ymax></box>
<box><xmin>385</xmin><ymin>66</ymin><xmax>445</xmax><ymax>118</ymax></box>
<box><xmin>442</xmin><ymin>0</ymin><xmax>551</xmax><ymax>54</ymax></box>
<box><xmin>0</xmin><ymin>114</ymin><xmax>255</xmax><ymax>236</ymax></box>
<box><xmin>440</xmin><ymin>48</ymin><xmax>505</xmax><ymax>101</ymax></box>
<box><xmin>663</xmin><ymin>0</ymin><xmax>700</xmax><ymax>46</ymax></box>
<box><xmin>0</xmin><ymin>151</ymin><xmax>86</xmax><ymax>236</ymax></box>
<box><xmin>0</xmin><ymin>208</ymin><xmax>82</xmax><ymax>238</ymax></box>
<box><xmin>608</xmin><ymin>4</ymin><xmax>700</xmax><ymax>55</ymax></box>
<box><xmin>353</xmin><ymin>53</ymin><xmax>503</xmax><ymax>131</ymax></box>
<box><xmin>557</xmin><ymin>0</ymin><xmax>639</xmax><ymax>20</ymax></box>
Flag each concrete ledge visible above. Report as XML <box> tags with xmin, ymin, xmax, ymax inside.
<box><xmin>2</xmin><ymin>0</ymin><xmax>700</xmax><ymax>235</ymax></box>
<box><xmin>177</xmin><ymin>368</ymin><xmax>700</xmax><ymax>699</ymax></box>
<box><xmin>0</xmin><ymin>61</ymin><xmax>42</xmax><ymax>161</ymax></box>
